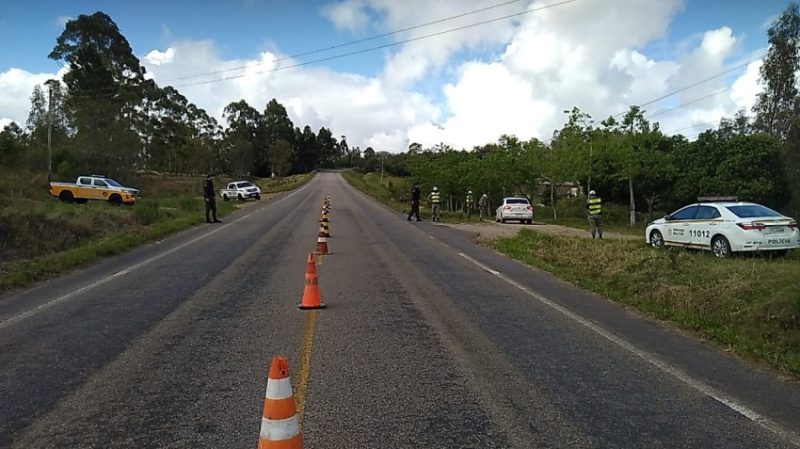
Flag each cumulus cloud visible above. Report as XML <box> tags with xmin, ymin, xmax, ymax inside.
<box><xmin>320</xmin><ymin>0</ymin><xmax>370</xmax><ymax>32</ymax></box>
<box><xmin>142</xmin><ymin>40</ymin><xmax>441</xmax><ymax>149</ymax></box>
<box><xmin>0</xmin><ymin>68</ymin><xmax>62</xmax><ymax>128</ymax></box>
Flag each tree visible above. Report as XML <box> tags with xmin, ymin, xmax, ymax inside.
<box><xmin>269</xmin><ymin>139</ymin><xmax>293</xmax><ymax>177</ymax></box>
<box><xmin>0</xmin><ymin>123</ymin><xmax>27</xmax><ymax>167</ymax></box>
<box><xmin>49</xmin><ymin>12</ymin><xmax>148</xmax><ymax>175</ymax></box>
<box><xmin>753</xmin><ymin>3</ymin><xmax>800</xmax><ymax>139</ymax></box>
<box><xmin>222</xmin><ymin>100</ymin><xmax>262</xmax><ymax>176</ymax></box>
<box><xmin>263</xmin><ymin>99</ymin><xmax>295</xmax><ymax>176</ymax></box>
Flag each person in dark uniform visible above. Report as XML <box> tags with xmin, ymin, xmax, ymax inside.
<box><xmin>203</xmin><ymin>174</ymin><xmax>221</xmax><ymax>223</ymax></box>
<box><xmin>407</xmin><ymin>182</ymin><xmax>422</xmax><ymax>221</ymax></box>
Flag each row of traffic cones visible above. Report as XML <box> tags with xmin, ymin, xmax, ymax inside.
<box><xmin>258</xmin><ymin>195</ymin><xmax>333</xmax><ymax>448</ymax></box>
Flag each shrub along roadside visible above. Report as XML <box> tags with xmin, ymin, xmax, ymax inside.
<box><xmin>491</xmin><ymin>229</ymin><xmax>800</xmax><ymax>377</ymax></box>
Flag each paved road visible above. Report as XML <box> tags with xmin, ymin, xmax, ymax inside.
<box><xmin>1</xmin><ymin>172</ymin><xmax>799</xmax><ymax>448</ymax></box>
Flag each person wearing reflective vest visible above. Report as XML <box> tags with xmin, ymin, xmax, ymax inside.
<box><xmin>586</xmin><ymin>190</ymin><xmax>603</xmax><ymax>239</ymax></box>
<box><xmin>428</xmin><ymin>186</ymin><xmax>441</xmax><ymax>222</ymax></box>
<box><xmin>464</xmin><ymin>190</ymin><xmax>474</xmax><ymax>218</ymax></box>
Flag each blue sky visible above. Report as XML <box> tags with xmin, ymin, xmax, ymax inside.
<box><xmin>1</xmin><ymin>0</ymin><xmax>789</xmax><ymax>78</ymax></box>
<box><xmin>0</xmin><ymin>0</ymin><xmax>794</xmax><ymax>151</ymax></box>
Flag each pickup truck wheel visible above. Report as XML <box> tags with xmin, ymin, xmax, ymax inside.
<box><xmin>237</xmin><ymin>194</ymin><xmax>244</xmax><ymax>201</ymax></box>
<box><xmin>59</xmin><ymin>191</ymin><xmax>74</xmax><ymax>203</ymax></box>
<box><xmin>223</xmin><ymin>194</ymin><xmax>229</xmax><ymax>202</ymax></box>
<box><xmin>108</xmin><ymin>194</ymin><xmax>122</xmax><ymax>206</ymax></box>
<box><xmin>256</xmin><ymin>194</ymin><xmax>261</xmax><ymax>200</ymax></box>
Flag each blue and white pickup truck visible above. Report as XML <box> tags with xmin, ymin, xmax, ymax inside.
<box><xmin>220</xmin><ymin>181</ymin><xmax>261</xmax><ymax>201</ymax></box>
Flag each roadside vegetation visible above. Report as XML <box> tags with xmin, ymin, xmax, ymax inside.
<box><xmin>493</xmin><ymin>230</ymin><xmax>800</xmax><ymax>376</ymax></box>
<box><xmin>0</xmin><ymin>169</ymin><xmax>312</xmax><ymax>293</ymax></box>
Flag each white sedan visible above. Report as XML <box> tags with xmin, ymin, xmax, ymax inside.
<box><xmin>496</xmin><ymin>197</ymin><xmax>534</xmax><ymax>224</ymax></box>
<box><xmin>645</xmin><ymin>201</ymin><xmax>799</xmax><ymax>257</ymax></box>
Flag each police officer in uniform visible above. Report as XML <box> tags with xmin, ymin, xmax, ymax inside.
<box><xmin>203</xmin><ymin>174</ymin><xmax>221</xmax><ymax>223</ymax></box>
<box><xmin>408</xmin><ymin>182</ymin><xmax>422</xmax><ymax>221</ymax></box>
<box><xmin>586</xmin><ymin>190</ymin><xmax>602</xmax><ymax>239</ymax></box>
<box><xmin>479</xmin><ymin>193</ymin><xmax>489</xmax><ymax>221</ymax></box>
<box><xmin>428</xmin><ymin>186</ymin><xmax>441</xmax><ymax>222</ymax></box>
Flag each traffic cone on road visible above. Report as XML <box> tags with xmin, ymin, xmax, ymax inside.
<box><xmin>258</xmin><ymin>356</ymin><xmax>303</xmax><ymax>449</ymax></box>
<box><xmin>313</xmin><ymin>235</ymin><xmax>330</xmax><ymax>256</ymax></box>
<box><xmin>320</xmin><ymin>212</ymin><xmax>329</xmax><ymax>223</ymax></box>
<box><xmin>318</xmin><ymin>224</ymin><xmax>330</xmax><ymax>239</ymax></box>
<box><xmin>299</xmin><ymin>253</ymin><xmax>326</xmax><ymax>309</ymax></box>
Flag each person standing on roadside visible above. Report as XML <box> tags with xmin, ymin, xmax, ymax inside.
<box><xmin>586</xmin><ymin>190</ymin><xmax>603</xmax><ymax>239</ymax></box>
<box><xmin>203</xmin><ymin>174</ymin><xmax>221</xmax><ymax>223</ymax></box>
<box><xmin>478</xmin><ymin>193</ymin><xmax>489</xmax><ymax>221</ymax></box>
<box><xmin>428</xmin><ymin>186</ymin><xmax>441</xmax><ymax>222</ymax></box>
<box><xmin>407</xmin><ymin>182</ymin><xmax>422</xmax><ymax>221</ymax></box>
<box><xmin>464</xmin><ymin>190</ymin><xmax>474</xmax><ymax>218</ymax></box>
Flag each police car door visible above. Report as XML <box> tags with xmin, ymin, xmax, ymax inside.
<box><xmin>688</xmin><ymin>205</ymin><xmax>721</xmax><ymax>249</ymax></box>
<box><xmin>664</xmin><ymin>205</ymin><xmax>700</xmax><ymax>245</ymax></box>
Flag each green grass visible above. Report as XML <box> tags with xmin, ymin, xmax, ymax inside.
<box><xmin>0</xmin><ymin>169</ymin><xmax>312</xmax><ymax>294</ymax></box>
<box><xmin>491</xmin><ymin>229</ymin><xmax>800</xmax><ymax>376</ymax></box>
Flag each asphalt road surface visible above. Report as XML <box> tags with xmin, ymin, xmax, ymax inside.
<box><xmin>1</xmin><ymin>172</ymin><xmax>799</xmax><ymax>448</ymax></box>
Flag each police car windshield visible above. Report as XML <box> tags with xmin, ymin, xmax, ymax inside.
<box><xmin>725</xmin><ymin>204</ymin><xmax>782</xmax><ymax>218</ymax></box>
<box><xmin>105</xmin><ymin>179</ymin><xmax>121</xmax><ymax>187</ymax></box>
<box><xmin>238</xmin><ymin>182</ymin><xmax>253</xmax><ymax>188</ymax></box>
<box><xmin>506</xmin><ymin>198</ymin><xmax>529</xmax><ymax>205</ymax></box>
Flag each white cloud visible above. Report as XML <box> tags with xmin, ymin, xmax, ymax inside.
<box><xmin>0</xmin><ymin>68</ymin><xmax>62</xmax><ymax>129</ymax></box>
<box><xmin>145</xmin><ymin>48</ymin><xmax>175</xmax><ymax>66</ymax></box>
<box><xmin>320</xmin><ymin>0</ymin><xmax>370</xmax><ymax>32</ymax></box>
<box><xmin>142</xmin><ymin>40</ymin><xmax>440</xmax><ymax>150</ymax></box>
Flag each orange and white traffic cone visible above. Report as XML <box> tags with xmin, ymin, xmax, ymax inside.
<box><xmin>299</xmin><ymin>253</ymin><xmax>326</xmax><ymax>309</ymax></box>
<box><xmin>258</xmin><ymin>356</ymin><xmax>303</xmax><ymax>449</ymax></box>
<box><xmin>313</xmin><ymin>235</ymin><xmax>330</xmax><ymax>256</ymax></box>
<box><xmin>320</xmin><ymin>212</ymin><xmax>329</xmax><ymax>223</ymax></box>
<box><xmin>318</xmin><ymin>224</ymin><xmax>330</xmax><ymax>239</ymax></box>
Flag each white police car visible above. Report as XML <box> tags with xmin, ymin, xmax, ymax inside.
<box><xmin>645</xmin><ymin>198</ymin><xmax>799</xmax><ymax>258</ymax></box>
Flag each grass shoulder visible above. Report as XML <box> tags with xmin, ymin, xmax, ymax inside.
<box><xmin>0</xmin><ymin>170</ymin><xmax>313</xmax><ymax>294</ymax></box>
<box><xmin>490</xmin><ymin>228</ymin><xmax>800</xmax><ymax>377</ymax></box>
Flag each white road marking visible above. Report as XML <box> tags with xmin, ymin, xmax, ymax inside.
<box><xmin>0</xmin><ymin>181</ymin><xmax>314</xmax><ymax>329</ymax></box>
<box><xmin>456</xmin><ymin>251</ymin><xmax>800</xmax><ymax>446</ymax></box>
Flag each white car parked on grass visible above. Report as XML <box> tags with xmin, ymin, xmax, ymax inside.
<box><xmin>496</xmin><ymin>197</ymin><xmax>534</xmax><ymax>224</ymax></box>
<box><xmin>645</xmin><ymin>200</ymin><xmax>799</xmax><ymax>258</ymax></box>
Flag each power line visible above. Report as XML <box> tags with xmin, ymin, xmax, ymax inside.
<box><xmin>173</xmin><ymin>0</ymin><xmax>579</xmax><ymax>88</ymax></box>
<box><xmin>647</xmin><ymin>87</ymin><xmax>730</xmax><ymax>119</ymax></box>
<box><xmin>612</xmin><ymin>58</ymin><xmax>759</xmax><ymax>118</ymax></box>
<box><xmin>164</xmin><ymin>0</ymin><xmax>528</xmax><ymax>83</ymax></box>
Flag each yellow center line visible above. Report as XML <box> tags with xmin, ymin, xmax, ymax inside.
<box><xmin>293</xmin><ymin>309</ymin><xmax>317</xmax><ymax>429</ymax></box>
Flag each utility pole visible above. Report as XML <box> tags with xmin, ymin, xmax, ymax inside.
<box><xmin>380</xmin><ymin>152</ymin><xmax>384</xmax><ymax>185</ymax></box>
<box><xmin>46</xmin><ymin>80</ymin><xmax>54</xmax><ymax>182</ymax></box>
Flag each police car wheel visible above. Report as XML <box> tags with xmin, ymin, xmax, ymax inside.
<box><xmin>223</xmin><ymin>194</ymin><xmax>229</xmax><ymax>202</ymax></box>
<box><xmin>711</xmin><ymin>236</ymin><xmax>731</xmax><ymax>258</ymax></box>
<box><xmin>650</xmin><ymin>230</ymin><xmax>664</xmax><ymax>248</ymax></box>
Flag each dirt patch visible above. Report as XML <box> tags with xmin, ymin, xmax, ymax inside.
<box><xmin>446</xmin><ymin>220</ymin><xmax>641</xmax><ymax>243</ymax></box>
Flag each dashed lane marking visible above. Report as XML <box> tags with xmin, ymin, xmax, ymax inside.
<box><xmin>456</xmin><ymin>251</ymin><xmax>800</xmax><ymax>447</ymax></box>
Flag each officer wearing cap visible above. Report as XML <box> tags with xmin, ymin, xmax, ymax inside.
<box><xmin>586</xmin><ymin>190</ymin><xmax>603</xmax><ymax>239</ymax></box>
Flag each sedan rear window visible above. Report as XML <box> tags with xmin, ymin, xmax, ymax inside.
<box><xmin>506</xmin><ymin>199</ymin><xmax>529</xmax><ymax>205</ymax></box>
<box><xmin>725</xmin><ymin>205</ymin><xmax>782</xmax><ymax>218</ymax></box>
